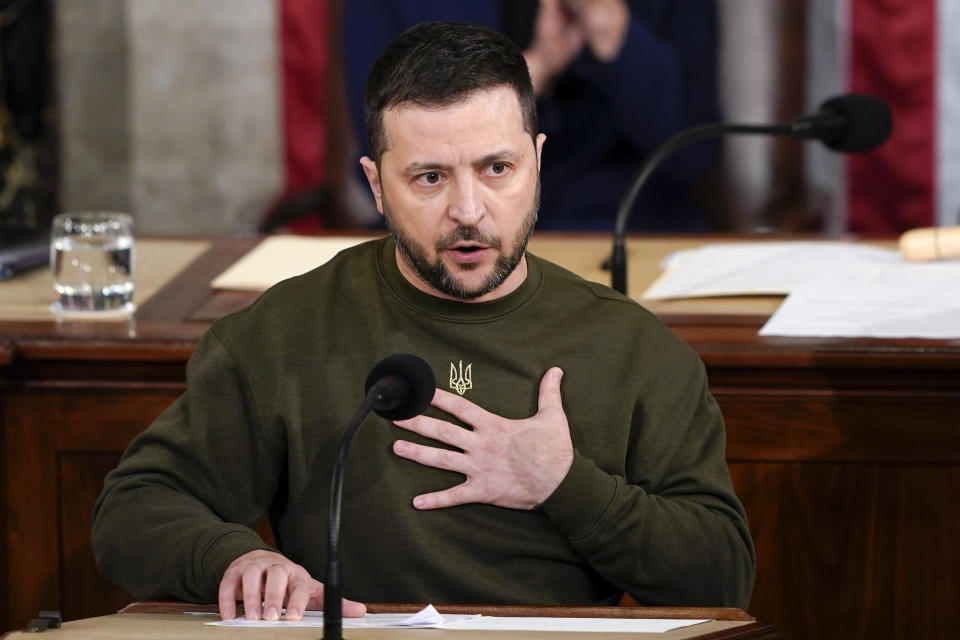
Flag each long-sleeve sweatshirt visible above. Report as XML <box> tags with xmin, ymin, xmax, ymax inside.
<box><xmin>92</xmin><ymin>237</ymin><xmax>755</xmax><ymax>607</ymax></box>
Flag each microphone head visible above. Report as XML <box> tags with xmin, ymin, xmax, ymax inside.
<box><xmin>818</xmin><ymin>93</ymin><xmax>893</xmax><ymax>152</ymax></box>
<box><xmin>364</xmin><ymin>354</ymin><xmax>436</xmax><ymax>420</ymax></box>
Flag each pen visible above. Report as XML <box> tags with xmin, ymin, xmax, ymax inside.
<box><xmin>0</xmin><ymin>236</ymin><xmax>50</xmax><ymax>281</ymax></box>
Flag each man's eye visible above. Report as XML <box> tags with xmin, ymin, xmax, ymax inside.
<box><xmin>419</xmin><ymin>172</ymin><xmax>440</xmax><ymax>185</ymax></box>
<box><xmin>490</xmin><ymin>162</ymin><xmax>507</xmax><ymax>174</ymax></box>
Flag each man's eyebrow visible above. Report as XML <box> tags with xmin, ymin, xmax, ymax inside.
<box><xmin>402</xmin><ymin>161</ymin><xmax>452</xmax><ymax>175</ymax></box>
<box><xmin>473</xmin><ymin>150</ymin><xmax>519</xmax><ymax>168</ymax></box>
<box><xmin>402</xmin><ymin>150</ymin><xmax>521</xmax><ymax>175</ymax></box>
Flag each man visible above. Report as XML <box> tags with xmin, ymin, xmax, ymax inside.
<box><xmin>92</xmin><ymin>22</ymin><xmax>754</xmax><ymax>622</ymax></box>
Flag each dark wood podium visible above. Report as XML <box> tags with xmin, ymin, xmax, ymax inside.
<box><xmin>2</xmin><ymin>234</ymin><xmax>959</xmax><ymax>640</ymax></box>
<box><xmin>1</xmin><ymin>601</ymin><xmax>779</xmax><ymax>639</ymax></box>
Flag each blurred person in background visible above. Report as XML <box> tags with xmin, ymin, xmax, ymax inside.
<box><xmin>344</xmin><ymin>0</ymin><xmax>722</xmax><ymax>231</ymax></box>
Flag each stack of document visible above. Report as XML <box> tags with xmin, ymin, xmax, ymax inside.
<box><xmin>642</xmin><ymin>242</ymin><xmax>960</xmax><ymax>339</ymax></box>
<box><xmin>206</xmin><ymin>604</ymin><xmax>711</xmax><ymax>633</ymax></box>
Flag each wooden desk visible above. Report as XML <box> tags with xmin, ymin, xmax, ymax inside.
<box><xmin>2</xmin><ymin>601</ymin><xmax>777</xmax><ymax>639</ymax></box>
<box><xmin>2</xmin><ymin>234</ymin><xmax>959</xmax><ymax>640</ymax></box>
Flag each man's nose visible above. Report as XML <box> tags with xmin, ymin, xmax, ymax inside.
<box><xmin>447</xmin><ymin>177</ymin><xmax>485</xmax><ymax>225</ymax></box>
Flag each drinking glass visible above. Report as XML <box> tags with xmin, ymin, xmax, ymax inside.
<box><xmin>50</xmin><ymin>212</ymin><xmax>135</xmax><ymax>314</ymax></box>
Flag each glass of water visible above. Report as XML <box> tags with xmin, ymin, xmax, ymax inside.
<box><xmin>51</xmin><ymin>212</ymin><xmax>135</xmax><ymax>314</ymax></box>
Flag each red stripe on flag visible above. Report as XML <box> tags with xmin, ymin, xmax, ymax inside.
<box><xmin>847</xmin><ymin>0</ymin><xmax>935</xmax><ymax>232</ymax></box>
<box><xmin>278</xmin><ymin>0</ymin><xmax>329</xmax><ymax>230</ymax></box>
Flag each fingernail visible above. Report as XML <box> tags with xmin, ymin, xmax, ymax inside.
<box><xmin>264</xmin><ymin>607</ymin><xmax>278</xmax><ymax>621</ymax></box>
<box><xmin>246</xmin><ymin>608</ymin><xmax>260</xmax><ymax>621</ymax></box>
<box><xmin>413</xmin><ymin>496</ymin><xmax>425</xmax><ymax>509</ymax></box>
<box><xmin>287</xmin><ymin>607</ymin><xmax>301</xmax><ymax>620</ymax></box>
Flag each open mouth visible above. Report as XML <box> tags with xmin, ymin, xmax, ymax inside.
<box><xmin>447</xmin><ymin>243</ymin><xmax>489</xmax><ymax>264</ymax></box>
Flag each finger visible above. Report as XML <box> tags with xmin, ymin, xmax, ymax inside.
<box><xmin>283</xmin><ymin>575</ymin><xmax>316</xmax><ymax>621</ymax></box>
<box><xmin>241</xmin><ymin>565</ymin><xmax>265</xmax><ymax>620</ymax></box>
<box><xmin>393</xmin><ymin>440</ymin><xmax>470</xmax><ymax>473</ymax></box>
<box><xmin>430</xmin><ymin>388</ymin><xmax>493</xmax><ymax>427</ymax></box>
<box><xmin>412</xmin><ymin>483</ymin><xmax>480</xmax><ymax>510</ymax></box>
<box><xmin>262</xmin><ymin>565</ymin><xmax>289</xmax><ymax>621</ymax></box>
<box><xmin>303</xmin><ymin>585</ymin><xmax>367</xmax><ymax>618</ymax></box>
<box><xmin>343</xmin><ymin>597</ymin><xmax>368</xmax><ymax>618</ymax></box>
<box><xmin>537</xmin><ymin>367</ymin><xmax>564</xmax><ymax>415</ymax></box>
<box><xmin>393</xmin><ymin>414</ymin><xmax>474</xmax><ymax>450</ymax></box>
<box><xmin>217</xmin><ymin>569</ymin><xmax>241</xmax><ymax>620</ymax></box>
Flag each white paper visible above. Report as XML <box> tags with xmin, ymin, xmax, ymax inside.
<box><xmin>642</xmin><ymin>242</ymin><xmax>897</xmax><ymax>300</ymax></box>
<box><xmin>640</xmin><ymin>240</ymin><xmax>960</xmax><ymax>338</ymax></box>
<box><xmin>441</xmin><ymin>616</ymin><xmax>712</xmax><ymax>633</ymax></box>
<box><xmin>205</xmin><ymin>604</ymin><xmax>711</xmax><ymax>633</ymax></box>
<box><xmin>760</xmin><ymin>260</ymin><xmax>960</xmax><ymax>338</ymax></box>
<box><xmin>206</xmin><ymin>604</ymin><xmax>478</xmax><ymax>629</ymax></box>
<box><xmin>397</xmin><ymin>603</ymin><xmax>447</xmax><ymax>626</ymax></box>
<box><xmin>210</xmin><ymin>235</ymin><xmax>373</xmax><ymax>291</ymax></box>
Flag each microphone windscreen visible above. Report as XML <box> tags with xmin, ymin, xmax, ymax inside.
<box><xmin>819</xmin><ymin>94</ymin><xmax>893</xmax><ymax>152</ymax></box>
<box><xmin>365</xmin><ymin>354</ymin><xmax>436</xmax><ymax>420</ymax></box>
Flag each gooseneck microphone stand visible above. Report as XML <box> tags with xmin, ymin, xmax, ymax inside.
<box><xmin>610</xmin><ymin>120</ymin><xmax>817</xmax><ymax>295</ymax></box>
<box><xmin>611</xmin><ymin>93</ymin><xmax>893</xmax><ymax>294</ymax></box>
<box><xmin>322</xmin><ymin>389</ymin><xmax>380</xmax><ymax>640</ymax></box>
<box><xmin>322</xmin><ymin>354</ymin><xmax>435</xmax><ymax>640</ymax></box>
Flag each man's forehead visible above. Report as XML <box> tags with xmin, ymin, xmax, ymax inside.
<box><xmin>386</xmin><ymin>84</ymin><xmax>522</xmax><ymax>114</ymax></box>
<box><xmin>379</xmin><ymin>87</ymin><xmax>530</xmax><ymax>166</ymax></box>
<box><xmin>382</xmin><ymin>86</ymin><xmax>526</xmax><ymax>136</ymax></box>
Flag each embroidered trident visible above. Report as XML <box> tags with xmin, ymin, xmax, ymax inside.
<box><xmin>449</xmin><ymin>360</ymin><xmax>473</xmax><ymax>395</ymax></box>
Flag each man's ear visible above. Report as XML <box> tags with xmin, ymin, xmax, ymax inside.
<box><xmin>535</xmin><ymin>133</ymin><xmax>546</xmax><ymax>171</ymax></box>
<box><xmin>359</xmin><ymin>156</ymin><xmax>385</xmax><ymax>215</ymax></box>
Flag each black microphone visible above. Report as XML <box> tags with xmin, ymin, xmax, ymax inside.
<box><xmin>785</xmin><ymin>94</ymin><xmax>893</xmax><ymax>151</ymax></box>
<box><xmin>323</xmin><ymin>354</ymin><xmax>435</xmax><ymax>640</ymax></box>
<box><xmin>609</xmin><ymin>93</ymin><xmax>893</xmax><ymax>294</ymax></box>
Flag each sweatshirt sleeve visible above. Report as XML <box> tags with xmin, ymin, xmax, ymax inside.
<box><xmin>91</xmin><ymin>326</ymin><xmax>283</xmax><ymax>603</ymax></box>
<box><xmin>539</xmin><ymin>357</ymin><xmax>755</xmax><ymax>608</ymax></box>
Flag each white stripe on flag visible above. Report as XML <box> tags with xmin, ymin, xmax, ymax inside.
<box><xmin>805</xmin><ymin>0</ymin><xmax>849</xmax><ymax>234</ymax></box>
<box><xmin>937</xmin><ymin>0</ymin><xmax>960</xmax><ymax>226</ymax></box>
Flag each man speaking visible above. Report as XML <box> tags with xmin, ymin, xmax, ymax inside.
<box><xmin>92</xmin><ymin>21</ymin><xmax>755</xmax><ymax>622</ymax></box>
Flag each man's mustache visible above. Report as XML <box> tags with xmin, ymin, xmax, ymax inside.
<box><xmin>436</xmin><ymin>226</ymin><xmax>502</xmax><ymax>251</ymax></box>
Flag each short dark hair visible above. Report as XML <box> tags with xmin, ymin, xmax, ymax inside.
<box><xmin>364</xmin><ymin>21</ymin><xmax>537</xmax><ymax>164</ymax></box>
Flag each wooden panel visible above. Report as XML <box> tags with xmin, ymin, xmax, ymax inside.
<box><xmin>718</xmin><ymin>393</ymin><xmax>960</xmax><ymax>462</ymax></box>
<box><xmin>58</xmin><ymin>452</ymin><xmax>132</xmax><ymax>621</ymax></box>
<box><xmin>3</xmin><ymin>390</ymin><xmax>61</xmax><ymax>630</ymax></box>
<box><xmin>731</xmin><ymin>462</ymin><xmax>960</xmax><ymax>640</ymax></box>
<box><xmin>0</xmin><ymin>393</ymin><xmax>10</xmax><ymax>631</ymax></box>
<box><xmin>2</xmin><ymin>387</ymin><xmax>179</xmax><ymax>630</ymax></box>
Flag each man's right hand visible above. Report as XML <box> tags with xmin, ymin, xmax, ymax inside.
<box><xmin>218</xmin><ymin>549</ymin><xmax>367</xmax><ymax>621</ymax></box>
<box><xmin>524</xmin><ymin>0</ymin><xmax>585</xmax><ymax>96</ymax></box>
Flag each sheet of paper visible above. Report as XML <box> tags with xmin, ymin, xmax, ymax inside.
<box><xmin>442</xmin><ymin>616</ymin><xmax>712</xmax><ymax>633</ymax></box>
<box><xmin>206</xmin><ymin>604</ymin><xmax>479</xmax><ymax>629</ymax></box>
<box><xmin>210</xmin><ymin>235</ymin><xmax>374</xmax><ymax>291</ymax></box>
<box><xmin>760</xmin><ymin>260</ymin><xmax>960</xmax><ymax>338</ymax></box>
<box><xmin>642</xmin><ymin>242</ymin><xmax>897</xmax><ymax>300</ymax></box>
<box><xmin>205</xmin><ymin>604</ymin><xmax>710</xmax><ymax>633</ymax></box>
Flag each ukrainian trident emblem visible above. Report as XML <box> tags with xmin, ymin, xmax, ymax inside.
<box><xmin>449</xmin><ymin>360</ymin><xmax>473</xmax><ymax>395</ymax></box>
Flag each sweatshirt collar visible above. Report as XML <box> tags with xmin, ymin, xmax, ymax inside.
<box><xmin>377</xmin><ymin>237</ymin><xmax>542</xmax><ymax>322</ymax></box>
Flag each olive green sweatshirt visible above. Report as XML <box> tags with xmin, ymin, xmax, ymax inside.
<box><xmin>92</xmin><ymin>237</ymin><xmax>754</xmax><ymax>608</ymax></box>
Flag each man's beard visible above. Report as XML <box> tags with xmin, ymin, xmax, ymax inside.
<box><xmin>384</xmin><ymin>181</ymin><xmax>540</xmax><ymax>301</ymax></box>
